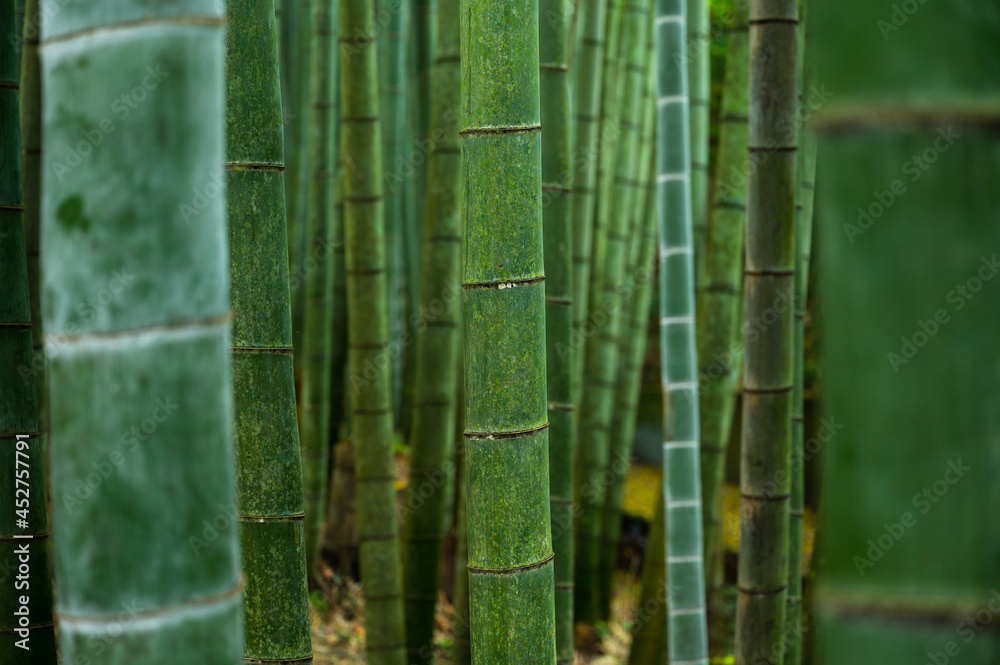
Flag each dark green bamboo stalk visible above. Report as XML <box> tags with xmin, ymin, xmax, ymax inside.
<box><xmin>599</xmin><ymin>50</ymin><xmax>656</xmax><ymax>617</ymax></box>
<box><xmin>686</xmin><ymin>0</ymin><xmax>709</xmax><ymax>283</ymax></box>
<box><xmin>340</xmin><ymin>0</ymin><xmax>406</xmax><ymax>659</ymax></box>
<box><xmin>301</xmin><ymin>0</ymin><xmax>340</xmax><ymax>576</ymax></box>
<box><xmin>38</xmin><ymin>3</ymin><xmax>241</xmax><ymax>663</ymax></box>
<box><xmin>783</xmin><ymin>9</ymin><xmax>813</xmax><ymax>665</ymax></box>
<box><xmin>377</xmin><ymin>0</ymin><xmax>408</xmax><ymax>420</ymax></box>
<box><xmin>813</xmin><ymin>2</ymin><xmax>999</xmax><ymax>662</ymax></box>
<box><xmin>657</xmin><ymin>1</ymin><xmax>710</xmax><ymax>664</ymax></box>
<box><xmin>568</xmin><ymin>0</ymin><xmax>606</xmax><ymax>401</ymax></box>
<box><xmin>401</xmin><ymin>0</ymin><xmax>462</xmax><ymax>655</ymax></box>
<box><xmin>451</xmin><ymin>416</ymin><xmax>471</xmax><ymax>665</ymax></box>
<box><xmin>575</xmin><ymin>0</ymin><xmax>648</xmax><ymax>622</ymax></box>
<box><xmin>1</xmin><ymin>1</ymin><xmax>54</xmax><ymax>659</ymax></box>
<box><xmin>628</xmin><ymin>496</ymin><xmax>666</xmax><ymax>665</ymax></box>
<box><xmin>736</xmin><ymin>0</ymin><xmax>798</xmax><ymax>663</ymax></box>
<box><xmin>461</xmin><ymin>0</ymin><xmax>556</xmax><ymax>659</ymax></box>
<box><xmin>695</xmin><ymin>10</ymin><xmax>748</xmax><ymax>649</ymax></box>
<box><xmin>327</xmin><ymin>169</ymin><xmax>349</xmax><ymax>448</ymax></box>
<box><xmin>540</xmin><ymin>0</ymin><xmax>575</xmax><ymax>654</ymax></box>
<box><xmin>226</xmin><ymin>1</ymin><xmax>313</xmax><ymax>662</ymax></box>
<box><xmin>290</xmin><ymin>0</ymin><xmax>314</xmax><ymax>371</ymax></box>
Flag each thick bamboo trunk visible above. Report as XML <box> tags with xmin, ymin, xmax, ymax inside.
<box><xmin>811</xmin><ymin>2</ymin><xmax>1000</xmax><ymax>664</ymax></box>
<box><xmin>686</xmin><ymin>0</ymin><xmax>710</xmax><ymax>284</ymax></box>
<box><xmin>575</xmin><ymin>0</ymin><xmax>649</xmax><ymax>622</ymax></box>
<box><xmin>461</xmin><ymin>0</ymin><xmax>556</xmax><ymax>659</ymax></box>
<box><xmin>539</xmin><ymin>0</ymin><xmax>575</xmax><ymax>654</ymax></box>
<box><xmin>401</xmin><ymin>0</ymin><xmax>462</xmax><ymax>656</ymax></box>
<box><xmin>656</xmin><ymin>1</ymin><xmax>710</xmax><ymax>664</ymax></box>
<box><xmin>301</xmin><ymin>0</ymin><xmax>340</xmax><ymax>576</ymax></box>
<box><xmin>225</xmin><ymin>1</ymin><xmax>314</xmax><ymax>661</ymax></box>
<box><xmin>37</xmin><ymin>3</ymin><xmax>241</xmax><ymax>663</ymax></box>
<box><xmin>340</xmin><ymin>0</ymin><xmax>407</xmax><ymax>660</ymax></box>
<box><xmin>695</xmin><ymin>11</ymin><xmax>748</xmax><ymax>652</ymax></box>
<box><xmin>1</xmin><ymin>1</ymin><xmax>54</xmax><ymax>658</ymax></box>
<box><xmin>736</xmin><ymin>1</ymin><xmax>798</xmax><ymax>664</ymax></box>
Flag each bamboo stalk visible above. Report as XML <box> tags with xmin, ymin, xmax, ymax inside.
<box><xmin>340</xmin><ymin>0</ymin><xmax>407</xmax><ymax>658</ymax></box>
<box><xmin>656</xmin><ymin>1</ymin><xmax>710</xmax><ymax>663</ymax></box>
<box><xmin>695</xmin><ymin>11</ymin><xmax>748</xmax><ymax>652</ymax></box>
<box><xmin>628</xmin><ymin>494</ymin><xmax>667</xmax><ymax>665</ymax></box>
<box><xmin>37</xmin><ymin>3</ymin><xmax>242</xmax><ymax>662</ymax></box>
<box><xmin>401</xmin><ymin>0</ymin><xmax>462</xmax><ymax>655</ymax></box>
<box><xmin>301</xmin><ymin>0</ymin><xmax>340</xmax><ymax>576</ymax></box>
<box><xmin>736</xmin><ymin>0</ymin><xmax>798</xmax><ymax>663</ymax></box>
<box><xmin>461</xmin><ymin>0</ymin><xmax>556</xmax><ymax>659</ymax></box>
<box><xmin>540</xmin><ymin>0</ymin><xmax>576</xmax><ymax>653</ymax></box>
<box><xmin>686</xmin><ymin>0</ymin><xmax>709</xmax><ymax>284</ymax></box>
<box><xmin>574</xmin><ymin>0</ymin><xmax>649</xmax><ymax>622</ymax></box>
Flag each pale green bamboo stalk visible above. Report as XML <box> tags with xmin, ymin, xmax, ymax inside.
<box><xmin>686</xmin><ymin>0</ymin><xmax>709</xmax><ymax>284</ymax></box>
<box><xmin>736</xmin><ymin>0</ymin><xmax>798</xmax><ymax>662</ymax></box>
<box><xmin>461</xmin><ymin>0</ymin><xmax>556</xmax><ymax>658</ymax></box>
<box><xmin>575</xmin><ymin>0</ymin><xmax>648</xmax><ymax>622</ymax></box>
<box><xmin>37</xmin><ymin>3</ymin><xmax>241</xmax><ymax>663</ymax></box>
<box><xmin>401</xmin><ymin>0</ymin><xmax>462</xmax><ymax>655</ymax></box>
<box><xmin>656</xmin><ymin>1</ymin><xmax>709</xmax><ymax>664</ymax></box>
<box><xmin>340</xmin><ymin>0</ymin><xmax>406</xmax><ymax>658</ymax></box>
<box><xmin>301</xmin><ymin>0</ymin><xmax>340</xmax><ymax>576</ymax></box>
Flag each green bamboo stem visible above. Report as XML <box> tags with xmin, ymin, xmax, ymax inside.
<box><xmin>340</xmin><ymin>0</ymin><xmax>406</xmax><ymax>658</ymax></box>
<box><xmin>598</xmin><ymin>43</ymin><xmax>656</xmax><ymax>617</ymax></box>
<box><xmin>328</xmin><ymin>171</ymin><xmax>349</xmax><ymax>447</ymax></box>
<box><xmin>377</xmin><ymin>0</ymin><xmax>408</xmax><ymax>421</ymax></box>
<box><xmin>628</xmin><ymin>496</ymin><xmax>666</xmax><ymax>665</ymax></box>
<box><xmin>37</xmin><ymin>3</ymin><xmax>241</xmax><ymax>663</ymax></box>
<box><xmin>656</xmin><ymin>1</ymin><xmax>710</xmax><ymax>664</ymax></box>
<box><xmin>568</xmin><ymin>0</ymin><xmax>606</xmax><ymax>405</ymax></box>
<box><xmin>695</xmin><ymin>11</ymin><xmax>748</xmax><ymax>650</ymax></box>
<box><xmin>1</xmin><ymin>1</ymin><xmax>54</xmax><ymax>658</ymax></box>
<box><xmin>401</xmin><ymin>0</ymin><xmax>462</xmax><ymax>655</ymax></box>
<box><xmin>225</xmin><ymin>1</ymin><xmax>314</xmax><ymax>661</ymax></box>
<box><xmin>686</xmin><ymin>0</ymin><xmax>709</xmax><ymax>284</ymax></box>
<box><xmin>451</xmin><ymin>348</ymin><xmax>471</xmax><ymax>665</ymax></box>
<box><xmin>540</xmin><ymin>0</ymin><xmax>575</xmax><ymax>653</ymax></box>
<box><xmin>783</xmin><ymin>8</ymin><xmax>813</xmax><ymax>665</ymax></box>
<box><xmin>301</xmin><ymin>0</ymin><xmax>340</xmax><ymax>576</ymax></box>
<box><xmin>736</xmin><ymin>1</ymin><xmax>798</xmax><ymax>663</ymax></box>
<box><xmin>461</xmin><ymin>0</ymin><xmax>556</xmax><ymax>659</ymax></box>
<box><xmin>575</xmin><ymin>0</ymin><xmax>649</xmax><ymax>623</ymax></box>
<box><xmin>810</xmin><ymin>0</ymin><xmax>1000</xmax><ymax>662</ymax></box>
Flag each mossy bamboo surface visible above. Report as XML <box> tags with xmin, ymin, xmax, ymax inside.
<box><xmin>225</xmin><ymin>1</ymin><xmax>314</xmax><ymax>662</ymax></box>
<box><xmin>695</xmin><ymin>11</ymin><xmax>747</xmax><ymax>649</ymax></box>
<box><xmin>568</xmin><ymin>0</ymin><xmax>606</xmax><ymax>401</ymax></box>
<box><xmin>377</xmin><ymin>0</ymin><xmax>408</xmax><ymax>419</ymax></box>
<box><xmin>401</xmin><ymin>0</ymin><xmax>461</xmax><ymax>656</ymax></box>
<box><xmin>736</xmin><ymin>1</ymin><xmax>798</xmax><ymax>663</ymax></box>
<box><xmin>574</xmin><ymin>0</ymin><xmax>647</xmax><ymax>622</ymax></box>
<box><xmin>461</xmin><ymin>0</ymin><xmax>556</xmax><ymax>659</ymax></box>
<box><xmin>599</xmin><ymin>55</ymin><xmax>656</xmax><ymax>617</ymax></box>
<box><xmin>1</xmin><ymin>1</ymin><xmax>54</xmax><ymax>658</ymax></box>
<box><xmin>540</xmin><ymin>0</ymin><xmax>575</xmax><ymax>653</ymax></box>
<box><xmin>340</xmin><ymin>0</ymin><xmax>406</xmax><ymax>658</ymax></box>
<box><xmin>784</xmin><ymin>10</ymin><xmax>813</xmax><ymax>665</ymax></box>
<box><xmin>37</xmin><ymin>3</ymin><xmax>241</xmax><ymax>663</ymax></box>
<box><xmin>686</xmin><ymin>0</ymin><xmax>709</xmax><ymax>283</ymax></box>
<box><xmin>301</xmin><ymin>0</ymin><xmax>340</xmax><ymax>576</ymax></box>
<box><xmin>656</xmin><ymin>0</ymin><xmax>709</xmax><ymax>663</ymax></box>
<box><xmin>811</xmin><ymin>2</ymin><xmax>1000</xmax><ymax>664</ymax></box>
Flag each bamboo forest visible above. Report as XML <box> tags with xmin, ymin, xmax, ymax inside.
<box><xmin>2</xmin><ymin>0</ymin><xmax>998</xmax><ymax>664</ymax></box>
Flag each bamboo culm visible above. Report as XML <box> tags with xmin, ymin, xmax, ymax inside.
<box><xmin>401</xmin><ymin>0</ymin><xmax>462</xmax><ymax>655</ymax></box>
<box><xmin>735</xmin><ymin>0</ymin><xmax>798</xmax><ymax>663</ymax></box>
<box><xmin>37</xmin><ymin>2</ymin><xmax>242</xmax><ymax>663</ymax></box>
<box><xmin>686</xmin><ymin>0</ymin><xmax>710</xmax><ymax>283</ymax></box>
<box><xmin>461</xmin><ymin>0</ymin><xmax>557</xmax><ymax>659</ymax></box>
<box><xmin>656</xmin><ymin>0</ymin><xmax>710</xmax><ymax>663</ymax></box>
<box><xmin>340</xmin><ymin>0</ymin><xmax>407</xmax><ymax>657</ymax></box>
<box><xmin>300</xmin><ymin>0</ymin><xmax>340</xmax><ymax>576</ymax></box>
